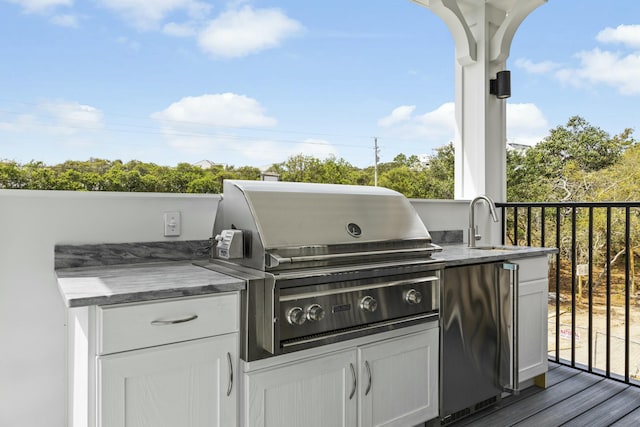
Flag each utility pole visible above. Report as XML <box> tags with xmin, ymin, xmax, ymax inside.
<box><xmin>374</xmin><ymin>137</ymin><xmax>380</xmax><ymax>186</ymax></box>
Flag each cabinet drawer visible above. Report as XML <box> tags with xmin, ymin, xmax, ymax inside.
<box><xmin>97</xmin><ymin>293</ymin><xmax>238</xmax><ymax>354</ymax></box>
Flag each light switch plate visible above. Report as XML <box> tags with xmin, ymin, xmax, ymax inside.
<box><xmin>164</xmin><ymin>211</ymin><xmax>181</xmax><ymax>237</ymax></box>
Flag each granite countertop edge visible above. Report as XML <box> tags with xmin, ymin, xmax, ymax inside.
<box><xmin>56</xmin><ymin>260</ymin><xmax>246</xmax><ymax>308</ymax></box>
<box><xmin>56</xmin><ymin>242</ymin><xmax>558</xmax><ymax>308</ymax></box>
<box><xmin>437</xmin><ymin>244</ymin><xmax>558</xmax><ymax>267</ymax></box>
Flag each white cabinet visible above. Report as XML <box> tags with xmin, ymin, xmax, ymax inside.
<box><xmin>243</xmin><ymin>326</ymin><xmax>439</xmax><ymax>427</ymax></box>
<box><xmin>99</xmin><ymin>334</ymin><xmax>237</xmax><ymax>427</ymax></box>
<box><xmin>244</xmin><ymin>349</ymin><xmax>357</xmax><ymax>427</ymax></box>
<box><xmin>358</xmin><ymin>328</ymin><xmax>439</xmax><ymax>427</ymax></box>
<box><xmin>513</xmin><ymin>256</ymin><xmax>549</xmax><ymax>385</ymax></box>
<box><xmin>68</xmin><ymin>292</ymin><xmax>239</xmax><ymax>427</ymax></box>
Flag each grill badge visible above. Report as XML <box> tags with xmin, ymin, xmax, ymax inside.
<box><xmin>346</xmin><ymin>222</ymin><xmax>362</xmax><ymax>238</ymax></box>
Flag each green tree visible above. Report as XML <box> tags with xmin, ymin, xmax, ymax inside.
<box><xmin>423</xmin><ymin>143</ymin><xmax>454</xmax><ymax>199</ymax></box>
<box><xmin>0</xmin><ymin>160</ymin><xmax>27</xmax><ymax>189</ymax></box>
<box><xmin>520</xmin><ymin>116</ymin><xmax>634</xmax><ymax>201</ymax></box>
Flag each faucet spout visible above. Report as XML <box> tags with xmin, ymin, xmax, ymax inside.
<box><xmin>468</xmin><ymin>195</ymin><xmax>499</xmax><ymax>247</ymax></box>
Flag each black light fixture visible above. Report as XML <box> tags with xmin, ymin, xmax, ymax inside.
<box><xmin>490</xmin><ymin>70</ymin><xmax>511</xmax><ymax>99</ymax></box>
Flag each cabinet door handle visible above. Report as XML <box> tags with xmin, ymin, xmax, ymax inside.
<box><xmin>364</xmin><ymin>360</ymin><xmax>372</xmax><ymax>396</ymax></box>
<box><xmin>349</xmin><ymin>363</ymin><xmax>357</xmax><ymax>400</ymax></box>
<box><xmin>150</xmin><ymin>314</ymin><xmax>198</xmax><ymax>325</ymax></box>
<box><xmin>226</xmin><ymin>352</ymin><xmax>233</xmax><ymax>397</ymax></box>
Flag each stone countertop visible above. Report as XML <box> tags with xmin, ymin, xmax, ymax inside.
<box><xmin>56</xmin><ymin>241</ymin><xmax>557</xmax><ymax>308</ymax></box>
<box><xmin>56</xmin><ymin>261</ymin><xmax>245</xmax><ymax>308</ymax></box>
<box><xmin>436</xmin><ymin>244</ymin><xmax>558</xmax><ymax>267</ymax></box>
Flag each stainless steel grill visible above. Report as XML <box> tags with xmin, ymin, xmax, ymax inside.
<box><xmin>198</xmin><ymin>180</ymin><xmax>443</xmax><ymax>361</ymax></box>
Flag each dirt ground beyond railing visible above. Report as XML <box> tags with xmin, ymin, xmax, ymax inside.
<box><xmin>548</xmin><ymin>301</ymin><xmax>640</xmax><ymax>382</ymax></box>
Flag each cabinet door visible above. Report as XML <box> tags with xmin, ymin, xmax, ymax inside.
<box><xmin>358</xmin><ymin>327</ymin><xmax>439</xmax><ymax>427</ymax></box>
<box><xmin>244</xmin><ymin>349</ymin><xmax>357</xmax><ymax>427</ymax></box>
<box><xmin>98</xmin><ymin>334</ymin><xmax>237</xmax><ymax>427</ymax></box>
<box><xmin>518</xmin><ymin>278</ymin><xmax>549</xmax><ymax>382</ymax></box>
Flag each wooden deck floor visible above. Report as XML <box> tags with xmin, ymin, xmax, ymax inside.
<box><xmin>448</xmin><ymin>363</ymin><xmax>640</xmax><ymax>426</ymax></box>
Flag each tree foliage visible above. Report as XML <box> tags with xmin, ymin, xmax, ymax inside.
<box><xmin>509</xmin><ymin>116</ymin><xmax>635</xmax><ymax>202</ymax></box>
<box><xmin>504</xmin><ymin>116</ymin><xmax>637</xmax><ymax>268</ymax></box>
<box><xmin>0</xmin><ymin>116</ymin><xmax>635</xmax><ymax>207</ymax></box>
<box><xmin>0</xmin><ymin>159</ymin><xmax>261</xmax><ymax>194</ymax></box>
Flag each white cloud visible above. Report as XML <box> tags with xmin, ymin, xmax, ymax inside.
<box><xmin>8</xmin><ymin>0</ymin><xmax>78</xmax><ymax>26</ymax></box>
<box><xmin>290</xmin><ymin>138</ymin><xmax>338</xmax><ymax>159</ymax></box>
<box><xmin>7</xmin><ymin>0</ymin><xmax>71</xmax><ymax>13</ymax></box>
<box><xmin>415</xmin><ymin>102</ymin><xmax>456</xmax><ymax>137</ymax></box>
<box><xmin>230</xmin><ymin>138</ymin><xmax>338</xmax><ymax>166</ymax></box>
<box><xmin>0</xmin><ymin>113</ymin><xmax>37</xmax><ymax>132</ymax></box>
<box><xmin>97</xmin><ymin>0</ymin><xmax>211</xmax><ymax>30</ymax></box>
<box><xmin>164</xmin><ymin>135</ymin><xmax>296</xmax><ymax>166</ymax></box>
<box><xmin>596</xmin><ymin>24</ymin><xmax>640</xmax><ymax>48</ymax></box>
<box><xmin>163</xmin><ymin>21</ymin><xmax>196</xmax><ymax>37</ymax></box>
<box><xmin>151</xmin><ymin>93</ymin><xmax>277</xmax><ymax>127</ymax></box>
<box><xmin>234</xmin><ymin>139</ymin><xmax>285</xmax><ymax>164</ymax></box>
<box><xmin>515</xmin><ymin>58</ymin><xmax>560</xmax><ymax>74</ymax></box>
<box><xmin>377</xmin><ymin>102</ymin><xmax>455</xmax><ymax>143</ymax></box>
<box><xmin>378</xmin><ymin>105</ymin><xmax>416</xmax><ymax>127</ymax></box>
<box><xmin>152</xmin><ymin>93</ymin><xmax>280</xmax><ymax>157</ymax></box>
<box><xmin>39</xmin><ymin>101</ymin><xmax>105</xmax><ymax>135</ymax></box>
<box><xmin>529</xmin><ymin>24</ymin><xmax>640</xmax><ymax>96</ymax></box>
<box><xmin>0</xmin><ymin>100</ymin><xmax>103</xmax><ymax>138</ymax></box>
<box><xmin>555</xmin><ymin>48</ymin><xmax>640</xmax><ymax>95</ymax></box>
<box><xmin>377</xmin><ymin>102</ymin><xmax>547</xmax><ymax>147</ymax></box>
<box><xmin>197</xmin><ymin>6</ymin><xmax>303</xmax><ymax>58</ymax></box>
<box><xmin>50</xmin><ymin>13</ymin><xmax>77</xmax><ymax>27</ymax></box>
<box><xmin>151</xmin><ymin>94</ymin><xmax>340</xmax><ymax>164</ymax></box>
<box><xmin>506</xmin><ymin>103</ymin><xmax>548</xmax><ymax>146</ymax></box>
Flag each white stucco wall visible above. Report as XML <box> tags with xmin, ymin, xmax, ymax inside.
<box><xmin>411</xmin><ymin>198</ymin><xmax>502</xmax><ymax>245</ymax></box>
<box><xmin>410</xmin><ymin>198</ymin><xmax>469</xmax><ymax>236</ymax></box>
<box><xmin>0</xmin><ymin>190</ymin><xmax>475</xmax><ymax>427</ymax></box>
<box><xmin>0</xmin><ymin>190</ymin><xmax>220</xmax><ymax>427</ymax></box>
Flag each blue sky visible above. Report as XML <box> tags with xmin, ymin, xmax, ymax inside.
<box><xmin>1</xmin><ymin>0</ymin><xmax>640</xmax><ymax>169</ymax></box>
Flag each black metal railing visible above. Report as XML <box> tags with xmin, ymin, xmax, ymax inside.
<box><xmin>497</xmin><ymin>201</ymin><xmax>640</xmax><ymax>386</ymax></box>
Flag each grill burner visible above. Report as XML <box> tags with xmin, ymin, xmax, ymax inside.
<box><xmin>198</xmin><ymin>180</ymin><xmax>443</xmax><ymax>361</ymax></box>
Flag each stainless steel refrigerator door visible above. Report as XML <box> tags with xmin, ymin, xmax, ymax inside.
<box><xmin>441</xmin><ymin>263</ymin><xmax>511</xmax><ymax>418</ymax></box>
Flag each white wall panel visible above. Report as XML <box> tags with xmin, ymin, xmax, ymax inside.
<box><xmin>0</xmin><ymin>190</ymin><xmax>219</xmax><ymax>427</ymax></box>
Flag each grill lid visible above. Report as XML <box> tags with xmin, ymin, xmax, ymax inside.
<box><xmin>212</xmin><ymin>180</ymin><xmax>439</xmax><ymax>271</ymax></box>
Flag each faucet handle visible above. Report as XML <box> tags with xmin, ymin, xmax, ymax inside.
<box><xmin>468</xmin><ymin>225</ymin><xmax>481</xmax><ymax>247</ymax></box>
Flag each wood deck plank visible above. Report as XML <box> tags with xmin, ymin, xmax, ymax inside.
<box><xmin>562</xmin><ymin>385</ymin><xmax>640</xmax><ymax>427</ymax></box>
<box><xmin>450</xmin><ymin>364</ymin><xmax>580</xmax><ymax>427</ymax></box>
<box><xmin>449</xmin><ymin>372</ymin><xmax>602</xmax><ymax>427</ymax></box>
<box><xmin>608</xmin><ymin>403</ymin><xmax>640</xmax><ymax>426</ymax></box>
<box><xmin>513</xmin><ymin>377</ymin><xmax>627</xmax><ymax>427</ymax></box>
<box><xmin>545</xmin><ymin>364</ymin><xmax>582</xmax><ymax>386</ymax></box>
<box><xmin>446</xmin><ymin>363</ymin><xmax>640</xmax><ymax>427</ymax></box>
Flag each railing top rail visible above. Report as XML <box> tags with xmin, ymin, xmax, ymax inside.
<box><xmin>497</xmin><ymin>201</ymin><xmax>640</xmax><ymax>208</ymax></box>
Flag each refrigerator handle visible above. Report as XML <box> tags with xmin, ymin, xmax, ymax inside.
<box><xmin>502</xmin><ymin>262</ymin><xmax>520</xmax><ymax>395</ymax></box>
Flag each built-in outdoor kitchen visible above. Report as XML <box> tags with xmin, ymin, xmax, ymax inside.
<box><xmin>55</xmin><ymin>180</ymin><xmax>556</xmax><ymax>427</ymax></box>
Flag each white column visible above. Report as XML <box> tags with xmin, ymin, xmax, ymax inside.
<box><xmin>412</xmin><ymin>0</ymin><xmax>546</xmax><ymax>202</ymax></box>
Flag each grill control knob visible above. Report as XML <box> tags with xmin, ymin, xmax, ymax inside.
<box><xmin>286</xmin><ymin>307</ymin><xmax>306</xmax><ymax>325</ymax></box>
<box><xmin>306</xmin><ymin>304</ymin><xmax>325</xmax><ymax>322</ymax></box>
<box><xmin>360</xmin><ymin>296</ymin><xmax>378</xmax><ymax>313</ymax></box>
<box><xmin>404</xmin><ymin>289</ymin><xmax>422</xmax><ymax>305</ymax></box>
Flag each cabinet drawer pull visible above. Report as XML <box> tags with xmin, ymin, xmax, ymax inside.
<box><xmin>364</xmin><ymin>360</ymin><xmax>372</xmax><ymax>396</ymax></box>
<box><xmin>150</xmin><ymin>314</ymin><xmax>198</xmax><ymax>326</ymax></box>
<box><xmin>349</xmin><ymin>363</ymin><xmax>357</xmax><ymax>400</ymax></box>
<box><xmin>226</xmin><ymin>352</ymin><xmax>233</xmax><ymax>396</ymax></box>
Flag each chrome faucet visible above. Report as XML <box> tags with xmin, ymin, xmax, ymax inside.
<box><xmin>468</xmin><ymin>195</ymin><xmax>499</xmax><ymax>247</ymax></box>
